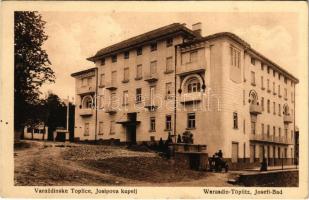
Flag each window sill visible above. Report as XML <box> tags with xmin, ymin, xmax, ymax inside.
<box><xmin>122</xmin><ymin>103</ymin><xmax>129</xmax><ymax>106</ymax></box>
<box><xmin>98</xmin><ymin>133</ymin><xmax>104</xmax><ymax>136</ymax></box>
<box><xmin>164</xmin><ymin>70</ymin><xmax>174</xmax><ymax>74</ymax></box>
<box><xmin>251</xmin><ymin>83</ymin><xmax>256</xmax><ymax>86</ymax></box>
<box><xmin>164</xmin><ymin>129</ymin><xmax>172</xmax><ymax>132</ymax></box>
<box><xmin>165</xmin><ymin>96</ymin><xmax>174</xmax><ymax>100</ymax></box>
<box><xmin>99</xmin><ymin>85</ymin><xmax>105</xmax><ymax>88</ymax></box>
<box><xmin>135</xmin><ymin>101</ymin><xmax>142</xmax><ymax>104</ymax></box>
<box><xmin>186</xmin><ymin>128</ymin><xmax>196</xmax><ymax>130</ymax></box>
<box><xmin>135</xmin><ymin>77</ymin><xmax>143</xmax><ymax>81</ymax></box>
<box><xmin>149</xmin><ymin>130</ymin><xmax>156</xmax><ymax>133</ymax></box>
<box><xmin>233</xmin><ymin>128</ymin><xmax>239</xmax><ymax>130</ymax></box>
<box><xmin>122</xmin><ymin>80</ymin><xmax>129</xmax><ymax>83</ymax></box>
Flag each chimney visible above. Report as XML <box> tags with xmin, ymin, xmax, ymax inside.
<box><xmin>192</xmin><ymin>22</ymin><xmax>202</xmax><ymax>36</ymax></box>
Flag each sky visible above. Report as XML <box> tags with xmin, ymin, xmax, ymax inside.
<box><xmin>40</xmin><ymin>12</ymin><xmax>300</xmax><ymax>101</ymax></box>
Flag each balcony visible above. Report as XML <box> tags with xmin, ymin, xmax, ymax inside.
<box><xmin>180</xmin><ymin>92</ymin><xmax>203</xmax><ymax>103</ymax></box>
<box><xmin>177</xmin><ymin>61</ymin><xmax>206</xmax><ymax>76</ymax></box>
<box><xmin>249</xmin><ymin>103</ymin><xmax>262</xmax><ymax>115</ymax></box>
<box><xmin>250</xmin><ymin>134</ymin><xmax>292</xmax><ymax>144</ymax></box>
<box><xmin>144</xmin><ymin>99</ymin><xmax>158</xmax><ymax>111</ymax></box>
<box><xmin>79</xmin><ymin>108</ymin><xmax>93</xmax><ymax>116</ymax></box>
<box><xmin>283</xmin><ymin>114</ymin><xmax>293</xmax><ymax>124</ymax></box>
<box><xmin>76</xmin><ymin>86</ymin><xmax>95</xmax><ymax>95</ymax></box>
<box><xmin>105</xmin><ymin>82</ymin><xmax>117</xmax><ymax>90</ymax></box>
<box><xmin>105</xmin><ymin>106</ymin><xmax>117</xmax><ymax>114</ymax></box>
<box><xmin>144</xmin><ymin>73</ymin><xmax>158</xmax><ymax>83</ymax></box>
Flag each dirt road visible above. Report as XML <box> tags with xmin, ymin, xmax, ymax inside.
<box><xmin>14</xmin><ymin>140</ymin><xmax>235</xmax><ymax>186</ymax></box>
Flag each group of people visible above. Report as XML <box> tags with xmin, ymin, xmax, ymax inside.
<box><xmin>209</xmin><ymin>150</ymin><xmax>229</xmax><ymax>172</ymax></box>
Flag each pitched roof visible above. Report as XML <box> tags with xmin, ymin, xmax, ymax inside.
<box><xmin>71</xmin><ymin>67</ymin><xmax>97</xmax><ymax>77</ymax></box>
<box><xmin>179</xmin><ymin>32</ymin><xmax>299</xmax><ymax>83</ymax></box>
<box><xmin>87</xmin><ymin>23</ymin><xmax>197</xmax><ymax>61</ymax></box>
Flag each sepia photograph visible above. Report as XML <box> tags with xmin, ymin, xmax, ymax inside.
<box><xmin>1</xmin><ymin>1</ymin><xmax>308</xmax><ymax>199</ymax></box>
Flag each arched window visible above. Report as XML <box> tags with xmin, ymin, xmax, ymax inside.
<box><xmin>82</xmin><ymin>96</ymin><xmax>93</xmax><ymax>109</ymax></box>
<box><xmin>187</xmin><ymin>78</ymin><xmax>201</xmax><ymax>93</ymax></box>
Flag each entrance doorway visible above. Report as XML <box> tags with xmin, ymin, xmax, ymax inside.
<box><xmin>126</xmin><ymin>113</ymin><xmax>137</xmax><ymax>144</ymax></box>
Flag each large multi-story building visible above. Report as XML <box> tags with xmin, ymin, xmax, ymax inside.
<box><xmin>71</xmin><ymin>23</ymin><xmax>298</xmax><ymax>168</ymax></box>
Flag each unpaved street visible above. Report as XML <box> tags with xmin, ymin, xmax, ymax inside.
<box><xmin>14</xmin><ymin>140</ymin><xmax>235</xmax><ymax>186</ymax></box>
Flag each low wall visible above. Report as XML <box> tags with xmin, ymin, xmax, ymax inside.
<box><xmin>238</xmin><ymin>170</ymin><xmax>299</xmax><ymax>187</ymax></box>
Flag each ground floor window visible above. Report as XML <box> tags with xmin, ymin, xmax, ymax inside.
<box><xmin>231</xmin><ymin>142</ymin><xmax>239</xmax><ymax>163</ymax></box>
<box><xmin>110</xmin><ymin>121</ymin><xmax>115</xmax><ymax>135</ymax></box>
<box><xmin>99</xmin><ymin>122</ymin><xmax>104</xmax><ymax>135</ymax></box>
<box><xmin>150</xmin><ymin>117</ymin><xmax>156</xmax><ymax>132</ymax></box>
<box><xmin>165</xmin><ymin>115</ymin><xmax>172</xmax><ymax>131</ymax></box>
<box><xmin>187</xmin><ymin>113</ymin><xmax>196</xmax><ymax>129</ymax></box>
<box><xmin>84</xmin><ymin>123</ymin><xmax>89</xmax><ymax>136</ymax></box>
<box><xmin>233</xmin><ymin>112</ymin><xmax>238</xmax><ymax>129</ymax></box>
<box><xmin>250</xmin><ymin>144</ymin><xmax>255</xmax><ymax>163</ymax></box>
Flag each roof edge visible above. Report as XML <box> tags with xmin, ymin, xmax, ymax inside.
<box><xmin>71</xmin><ymin>67</ymin><xmax>97</xmax><ymax>77</ymax></box>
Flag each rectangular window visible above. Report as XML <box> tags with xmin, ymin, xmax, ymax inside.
<box><xmin>150</xmin><ymin>43</ymin><xmax>157</xmax><ymax>51</ymax></box>
<box><xmin>278</xmin><ymin>85</ymin><xmax>281</xmax><ymax>96</ymax></box>
<box><xmin>165</xmin><ymin>115</ymin><xmax>172</xmax><ymax>131</ymax></box>
<box><xmin>273</xmin><ymin>102</ymin><xmax>276</xmax><ymax>114</ymax></box>
<box><xmin>137</xmin><ymin>47</ymin><xmax>142</xmax><ymax>56</ymax></box>
<box><xmin>231</xmin><ymin>46</ymin><xmax>240</xmax><ymax>68</ymax></box>
<box><xmin>243</xmin><ymin>119</ymin><xmax>246</xmax><ymax>134</ymax></box>
<box><xmin>251</xmin><ymin>121</ymin><xmax>256</xmax><ymax>134</ymax></box>
<box><xmin>187</xmin><ymin>113</ymin><xmax>196</xmax><ymax>129</ymax></box>
<box><xmin>261</xmin><ymin>123</ymin><xmax>265</xmax><ymax>135</ymax></box>
<box><xmin>150</xmin><ymin>61</ymin><xmax>157</xmax><ymax>75</ymax></box>
<box><xmin>110</xmin><ymin>121</ymin><xmax>115</xmax><ymax>135</ymax></box>
<box><xmin>136</xmin><ymin>88</ymin><xmax>142</xmax><ymax>103</ymax></box>
<box><xmin>84</xmin><ymin>123</ymin><xmax>89</xmax><ymax>136</ymax></box>
<box><xmin>100</xmin><ymin>58</ymin><xmax>105</xmax><ymax>65</ymax></box>
<box><xmin>136</xmin><ymin>64</ymin><xmax>142</xmax><ymax>79</ymax></box>
<box><xmin>100</xmin><ymin>74</ymin><xmax>105</xmax><ymax>86</ymax></box>
<box><xmin>166</xmin><ymin>38</ymin><xmax>173</xmax><ymax>47</ymax></box>
<box><xmin>81</xmin><ymin>78</ymin><xmax>88</xmax><ymax>87</ymax></box>
<box><xmin>111</xmin><ymin>55</ymin><xmax>117</xmax><ymax>63</ymax></box>
<box><xmin>261</xmin><ymin>97</ymin><xmax>264</xmax><ymax>111</ymax></box>
<box><xmin>111</xmin><ymin>92</ymin><xmax>116</xmax><ymax>107</ymax></box>
<box><xmin>232</xmin><ymin>142</ymin><xmax>239</xmax><ymax>163</ymax></box>
<box><xmin>273</xmin><ymin>126</ymin><xmax>276</xmax><ymax>137</ymax></box>
<box><xmin>111</xmin><ymin>71</ymin><xmax>117</xmax><ymax>84</ymax></box>
<box><xmin>251</xmin><ymin>57</ymin><xmax>255</xmax><ymax>65</ymax></box>
<box><xmin>99</xmin><ymin>95</ymin><xmax>104</xmax><ymax>109</ymax></box>
<box><xmin>273</xmin><ymin>70</ymin><xmax>276</xmax><ymax>77</ymax></box>
<box><xmin>279</xmin><ymin>127</ymin><xmax>281</xmax><ymax>137</ymax></box>
<box><xmin>267</xmin><ymin>125</ymin><xmax>270</xmax><ymax>136</ymax></box>
<box><xmin>267</xmin><ymin>79</ymin><xmax>270</xmax><ymax>91</ymax></box>
<box><xmin>243</xmin><ymin>90</ymin><xmax>245</xmax><ymax>105</ymax></box>
<box><xmin>251</xmin><ymin>71</ymin><xmax>256</xmax><ymax>85</ymax></box>
<box><xmin>166</xmin><ymin>57</ymin><xmax>173</xmax><ymax>72</ymax></box>
<box><xmin>122</xmin><ymin>91</ymin><xmax>128</xmax><ymax>106</ymax></box>
<box><xmin>123</xmin><ymin>68</ymin><xmax>129</xmax><ymax>82</ymax></box>
<box><xmin>261</xmin><ymin>76</ymin><xmax>264</xmax><ymax>89</ymax></box>
<box><xmin>150</xmin><ymin>117</ymin><xmax>156</xmax><ymax>132</ymax></box>
<box><xmin>284</xmin><ymin>88</ymin><xmax>287</xmax><ymax>99</ymax></box>
<box><xmin>267</xmin><ymin>66</ymin><xmax>270</xmax><ymax>74</ymax></box>
<box><xmin>233</xmin><ymin>112</ymin><xmax>238</xmax><ymax>129</ymax></box>
<box><xmin>165</xmin><ymin>82</ymin><xmax>173</xmax><ymax>99</ymax></box>
<box><xmin>284</xmin><ymin>77</ymin><xmax>287</xmax><ymax>84</ymax></box>
<box><xmin>291</xmin><ymin>92</ymin><xmax>294</xmax><ymax>102</ymax></box>
<box><xmin>267</xmin><ymin>99</ymin><xmax>270</xmax><ymax>113</ymax></box>
<box><xmin>279</xmin><ymin>104</ymin><xmax>281</xmax><ymax>116</ymax></box>
<box><xmin>99</xmin><ymin>122</ymin><xmax>104</xmax><ymax>135</ymax></box>
<box><xmin>189</xmin><ymin>51</ymin><xmax>198</xmax><ymax>63</ymax></box>
<box><xmin>124</xmin><ymin>51</ymin><xmax>129</xmax><ymax>59</ymax></box>
<box><xmin>273</xmin><ymin>82</ymin><xmax>276</xmax><ymax>94</ymax></box>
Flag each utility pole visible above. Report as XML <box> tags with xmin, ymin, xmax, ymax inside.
<box><xmin>66</xmin><ymin>96</ymin><xmax>69</xmax><ymax>132</ymax></box>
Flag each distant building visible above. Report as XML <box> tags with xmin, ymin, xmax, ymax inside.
<box><xmin>23</xmin><ymin>123</ymin><xmax>48</xmax><ymax>140</ymax></box>
<box><xmin>71</xmin><ymin>23</ymin><xmax>298</xmax><ymax>168</ymax></box>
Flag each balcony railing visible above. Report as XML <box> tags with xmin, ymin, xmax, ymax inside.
<box><xmin>177</xmin><ymin>61</ymin><xmax>206</xmax><ymax>76</ymax></box>
<box><xmin>144</xmin><ymin>99</ymin><xmax>158</xmax><ymax>110</ymax></box>
<box><xmin>249</xmin><ymin>103</ymin><xmax>262</xmax><ymax>115</ymax></box>
<box><xmin>76</xmin><ymin>86</ymin><xmax>95</xmax><ymax>95</ymax></box>
<box><xmin>180</xmin><ymin>92</ymin><xmax>203</xmax><ymax>103</ymax></box>
<box><xmin>79</xmin><ymin>108</ymin><xmax>94</xmax><ymax>116</ymax></box>
<box><xmin>144</xmin><ymin>73</ymin><xmax>159</xmax><ymax>82</ymax></box>
<box><xmin>105</xmin><ymin>82</ymin><xmax>117</xmax><ymax>90</ymax></box>
<box><xmin>105</xmin><ymin>106</ymin><xmax>117</xmax><ymax>114</ymax></box>
<box><xmin>250</xmin><ymin>134</ymin><xmax>292</xmax><ymax>144</ymax></box>
<box><xmin>283</xmin><ymin>114</ymin><xmax>293</xmax><ymax>124</ymax></box>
